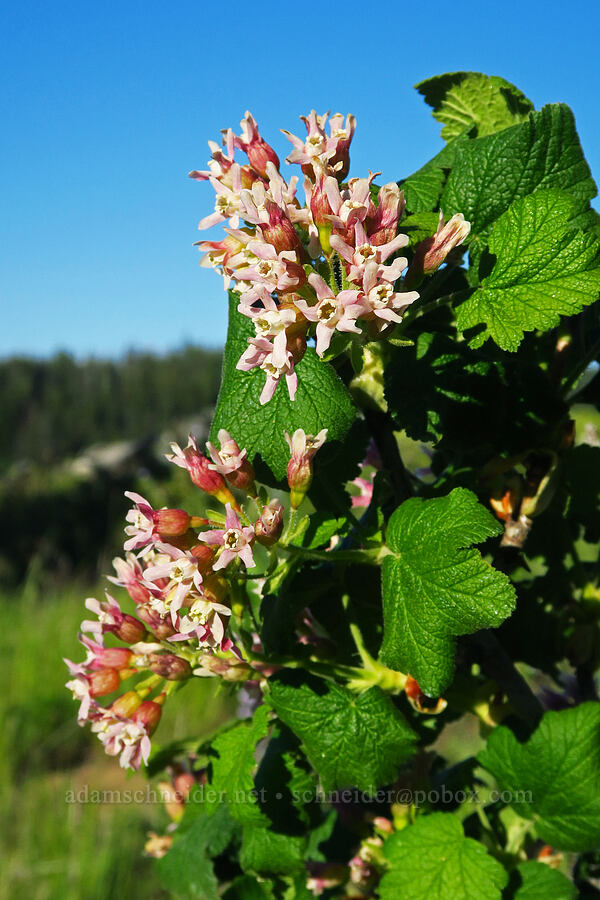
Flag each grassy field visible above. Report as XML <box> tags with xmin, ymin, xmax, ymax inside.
<box><xmin>0</xmin><ymin>578</ymin><xmax>234</xmax><ymax>900</ymax></box>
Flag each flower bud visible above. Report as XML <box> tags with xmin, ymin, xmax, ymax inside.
<box><xmin>190</xmin><ymin>542</ymin><xmax>216</xmax><ymax>573</ymax></box>
<box><xmin>153</xmin><ymin>508</ymin><xmax>191</xmax><ymax>537</ymax></box>
<box><xmin>255</xmin><ymin>499</ymin><xmax>284</xmax><ymax>546</ymax></box>
<box><xmin>166</xmin><ymin>436</ymin><xmax>237</xmax><ymax>506</ymax></box>
<box><xmin>136</xmin><ymin>604</ymin><xmax>177</xmax><ymax>639</ymax></box>
<box><xmin>110</xmin><ymin>690</ymin><xmax>142</xmax><ymax>718</ymax></box>
<box><xmin>114</xmin><ymin>614</ymin><xmax>147</xmax><ymax>644</ymax></box>
<box><xmin>194</xmin><ymin>652</ymin><xmax>252</xmax><ymax>682</ymax></box>
<box><xmin>88</xmin><ymin>668</ymin><xmax>120</xmax><ymax>697</ymax></box>
<box><xmin>132</xmin><ymin>699</ymin><xmax>163</xmax><ymax>734</ymax></box>
<box><xmin>284</xmin><ymin>428</ymin><xmax>328</xmax><ymax>508</ymax></box>
<box><xmin>146</xmin><ymin>653</ymin><xmax>192</xmax><ymax>681</ymax></box>
<box><xmin>88</xmin><ymin>646</ymin><xmax>134</xmax><ymax>670</ymax></box>
<box><xmin>206</xmin><ymin>429</ymin><xmax>255</xmax><ymax>493</ymax></box>
<box><xmin>406</xmin><ymin>212</ymin><xmax>470</xmax><ymax>287</ymax></box>
<box><xmin>261</xmin><ymin>200</ymin><xmax>302</xmax><ymax>254</ymax></box>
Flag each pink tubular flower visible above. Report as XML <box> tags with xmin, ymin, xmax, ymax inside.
<box><xmin>142</xmin><ymin>543</ymin><xmax>204</xmax><ymax>626</ymax></box>
<box><xmin>206</xmin><ymin>429</ymin><xmax>255</xmax><ymax>492</ymax></box>
<box><xmin>93</xmin><ymin>715</ymin><xmax>152</xmax><ymax>770</ymax></box>
<box><xmin>326</xmin><ymin>174</ymin><xmax>377</xmax><ymax>234</ymax></box>
<box><xmin>294</xmin><ymin>274</ymin><xmax>366</xmax><ymax>357</ymax></box>
<box><xmin>283</xmin><ymin>110</ymin><xmax>356</xmax><ymax>180</ymax></box>
<box><xmin>79</xmin><ymin>634</ymin><xmax>134</xmax><ymax>671</ymax></box>
<box><xmin>412</xmin><ymin>211</ymin><xmax>471</xmax><ymax>277</ymax></box>
<box><xmin>284</xmin><ymin>428</ymin><xmax>328</xmax><ymax>508</ymax></box>
<box><xmin>123</xmin><ymin>492</ymin><xmax>190</xmax><ymax>552</ymax></box>
<box><xmin>367</xmin><ymin>182</ymin><xmax>405</xmax><ymax>246</ymax></box>
<box><xmin>330</xmin><ymin>221</ymin><xmax>409</xmax><ymax>286</ymax></box>
<box><xmin>233</xmin><ymin>111</ymin><xmax>280</xmax><ymax>178</ymax></box>
<box><xmin>361</xmin><ymin>261</ymin><xmax>419</xmax><ymax>324</ymax></box>
<box><xmin>123</xmin><ymin>492</ymin><xmax>157</xmax><ymax>551</ymax></box>
<box><xmin>108</xmin><ymin>554</ymin><xmax>152</xmax><ymax>605</ymax></box>
<box><xmin>236</xmin><ymin>335</ymin><xmax>298</xmax><ymax>405</ymax></box>
<box><xmin>198</xmin><ymin>504</ymin><xmax>255</xmax><ymax>570</ymax></box>
<box><xmin>255</xmin><ymin>499</ymin><xmax>284</xmax><ymax>546</ymax></box>
<box><xmin>325</xmin><ymin>112</ymin><xmax>356</xmax><ymax>180</ymax></box>
<box><xmin>165</xmin><ymin>435</ymin><xmax>236</xmax><ymax>505</ymax></box>
<box><xmin>81</xmin><ymin>594</ymin><xmax>147</xmax><ymax>644</ymax></box>
<box><xmin>283</xmin><ymin>110</ymin><xmax>330</xmax><ymax>171</ymax></box>
<box><xmin>65</xmin><ymin>661</ymin><xmax>117</xmax><ymax>722</ymax></box>
<box><xmin>169</xmin><ymin>594</ymin><xmax>233</xmax><ymax>649</ymax></box>
<box><xmin>233</xmin><ymin>242</ymin><xmax>305</xmax><ymax>297</ymax></box>
<box><xmin>196</xmin><ymin>163</ymin><xmax>245</xmax><ymax>230</ymax></box>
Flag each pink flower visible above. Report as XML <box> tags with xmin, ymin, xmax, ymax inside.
<box><xmin>108</xmin><ymin>554</ymin><xmax>152</xmax><ymax>605</ymax></box>
<box><xmin>123</xmin><ymin>491</ymin><xmax>157</xmax><ymax>551</ymax></box>
<box><xmin>81</xmin><ymin>594</ymin><xmax>147</xmax><ymax>644</ymax></box>
<box><xmin>232</xmin><ymin>111</ymin><xmax>280</xmax><ymax>178</ymax></box>
<box><xmin>166</xmin><ymin>435</ymin><xmax>235</xmax><ymax>505</ymax></box>
<box><xmin>294</xmin><ymin>274</ymin><xmax>366</xmax><ymax>357</ymax></box>
<box><xmin>64</xmin><ymin>661</ymin><xmax>120</xmax><ymax>722</ymax></box>
<box><xmin>93</xmin><ymin>715</ymin><xmax>152</xmax><ymax>770</ymax></box>
<box><xmin>410</xmin><ymin>211</ymin><xmax>471</xmax><ymax>278</ymax></box>
<box><xmin>284</xmin><ymin>428</ymin><xmax>328</xmax><ymax>508</ymax></box>
<box><xmin>143</xmin><ymin>543</ymin><xmax>204</xmax><ymax>626</ymax></box>
<box><xmin>206</xmin><ymin>429</ymin><xmax>255</xmax><ymax>492</ymax></box>
<box><xmin>330</xmin><ymin>221</ymin><xmax>409</xmax><ymax>285</ymax></box>
<box><xmin>233</xmin><ymin>242</ymin><xmax>305</xmax><ymax>297</ymax></box>
<box><xmin>326</xmin><ymin>174</ymin><xmax>377</xmax><ymax>232</ymax></box>
<box><xmin>283</xmin><ymin>110</ymin><xmax>356</xmax><ymax>179</ymax></box>
<box><xmin>236</xmin><ymin>336</ymin><xmax>298</xmax><ymax>405</ymax></box>
<box><xmin>255</xmin><ymin>499</ymin><xmax>284</xmax><ymax>546</ymax></box>
<box><xmin>366</xmin><ymin>182</ymin><xmax>405</xmax><ymax>246</ymax></box>
<box><xmin>283</xmin><ymin>110</ymin><xmax>330</xmax><ymax>171</ymax></box>
<box><xmin>361</xmin><ymin>261</ymin><xmax>419</xmax><ymax>324</ymax></box>
<box><xmin>169</xmin><ymin>595</ymin><xmax>232</xmax><ymax>648</ymax></box>
<box><xmin>198</xmin><ymin>504</ymin><xmax>255</xmax><ymax>570</ymax></box>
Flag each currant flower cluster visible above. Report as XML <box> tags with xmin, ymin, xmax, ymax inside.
<box><xmin>193</xmin><ymin>110</ymin><xmax>470</xmax><ymax>405</ymax></box>
<box><xmin>65</xmin><ymin>427</ymin><xmax>327</xmax><ymax>770</ymax></box>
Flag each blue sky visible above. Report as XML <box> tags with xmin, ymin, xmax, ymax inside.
<box><xmin>2</xmin><ymin>0</ymin><xmax>599</xmax><ymax>359</ymax></box>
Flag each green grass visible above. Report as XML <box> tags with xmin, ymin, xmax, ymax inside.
<box><xmin>0</xmin><ymin>578</ymin><xmax>234</xmax><ymax>900</ymax></box>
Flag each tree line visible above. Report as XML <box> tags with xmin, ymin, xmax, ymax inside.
<box><xmin>0</xmin><ymin>347</ymin><xmax>223</xmax><ymax>471</ymax></box>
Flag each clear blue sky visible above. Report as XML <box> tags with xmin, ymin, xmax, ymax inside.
<box><xmin>2</xmin><ymin>0</ymin><xmax>599</xmax><ymax>359</ymax></box>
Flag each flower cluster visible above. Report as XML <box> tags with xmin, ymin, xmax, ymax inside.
<box><xmin>192</xmin><ymin>110</ymin><xmax>433</xmax><ymax>404</ymax></box>
<box><xmin>66</xmin><ymin>426</ymin><xmax>326</xmax><ymax>769</ymax></box>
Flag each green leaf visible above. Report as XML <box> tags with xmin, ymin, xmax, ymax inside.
<box><xmin>384</xmin><ymin>331</ymin><xmax>565</xmax><ymax>456</ymax></box>
<box><xmin>380</xmin><ymin>488</ymin><xmax>516</xmax><ymax>696</ymax></box>
<box><xmin>509</xmin><ymin>861</ymin><xmax>576</xmax><ymax>900</ymax></box>
<box><xmin>379</xmin><ymin>812</ymin><xmax>508</xmax><ymax>900</ymax></box>
<box><xmin>403</xmin><ymin>167</ymin><xmax>446</xmax><ymax>214</ymax></box>
<box><xmin>240</xmin><ymin>826</ymin><xmax>306</xmax><ymax>875</ymax></box>
<box><xmin>156</xmin><ymin>817</ymin><xmax>220</xmax><ymax>900</ymax></box>
<box><xmin>416</xmin><ymin>71</ymin><xmax>533</xmax><ymax>141</ymax></box>
<box><xmin>401</xmin><ymin>139</ymin><xmax>464</xmax><ymax>214</ymax></box>
<box><xmin>402</xmin><ymin>212</ymin><xmax>442</xmax><ymax>247</ymax></box>
<box><xmin>211</xmin><ymin>292</ymin><xmax>356</xmax><ymax>479</ymax></box>
<box><xmin>290</xmin><ymin>512</ymin><xmax>350</xmax><ymax>550</ymax></box>
<box><xmin>222</xmin><ymin>876</ymin><xmax>276</xmax><ymax>900</ymax></box>
<box><xmin>456</xmin><ymin>191</ymin><xmax>600</xmax><ymax>350</ymax></box>
<box><xmin>208</xmin><ymin>705</ymin><xmax>270</xmax><ymax>825</ymax></box>
<box><xmin>478</xmin><ymin>702</ymin><xmax>600</xmax><ymax>852</ymax></box>
<box><xmin>442</xmin><ymin>104</ymin><xmax>597</xmax><ymax>253</ymax></box>
<box><xmin>268</xmin><ymin>670</ymin><xmax>416</xmax><ymax>793</ymax></box>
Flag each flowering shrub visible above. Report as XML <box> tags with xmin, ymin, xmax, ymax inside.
<box><xmin>66</xmin><ymin>71</ymin><xmax>600</xmax><ymax>898</ymax></box>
